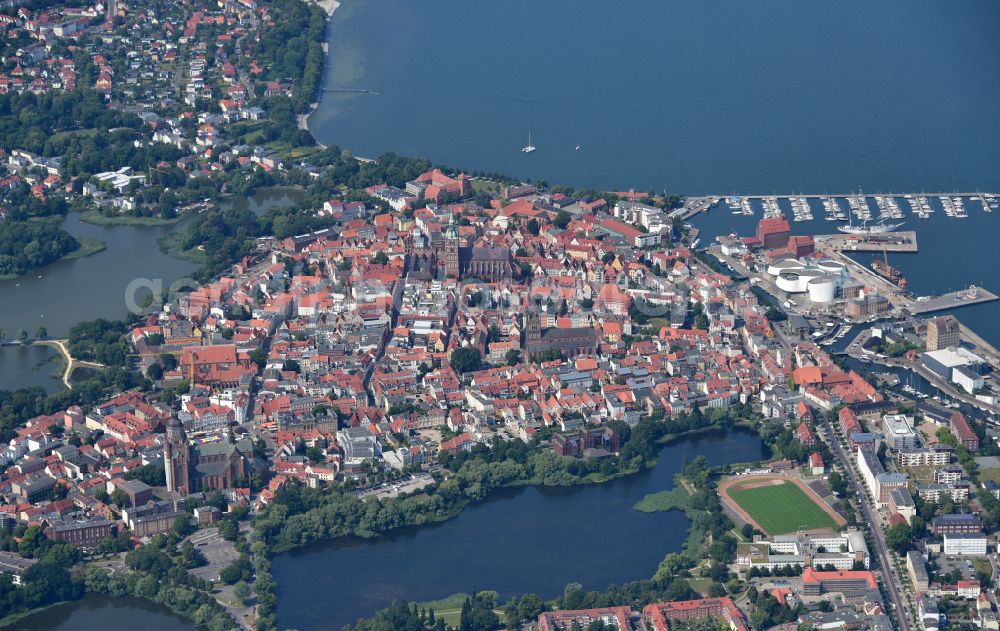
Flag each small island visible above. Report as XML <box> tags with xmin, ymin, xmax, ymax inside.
<box><xmin>0</xmin><ymin>219</ymin><xmax>104</xmax><ymax>280</ymax></box>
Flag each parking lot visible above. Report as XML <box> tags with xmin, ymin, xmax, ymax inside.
<box><xmin>356</xmin><ymin>474</ymin><xmax>436</xmax><ymax>500</ymax></box>
<box><xmin>186</xmin><ymin>527</ymin><xmax>240</xmax><ymax>582</ymax></box>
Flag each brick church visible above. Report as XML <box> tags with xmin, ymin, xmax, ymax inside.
<box><xmin>164</xmin><ymin>417</ymin><xmax>255</xmax><ymax>495</ymax></box>
<box><xmin>407</xmin><ymin>216</ymin><xmax>518</xmax><ymax>282</ymax></box>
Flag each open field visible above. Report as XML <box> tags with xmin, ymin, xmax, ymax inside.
<box><xmin>977</xmin><ymin>465</ymin><xmax>1000</xmax><ymax>486</ymax></box>
<box><xmin>720</xmin><ymin>475</ymin><xmax>843</xmax><ymax>535</ymax></box>
<box><xmin>415</xmin><ymin>593</ymin><xmax>506</xmax><ymax>628</ymax></box>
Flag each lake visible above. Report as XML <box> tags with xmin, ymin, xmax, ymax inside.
<box><xmin>0</xmin><ymin>343</ymin><xmax>61</xmax><ymax>393</ymax></box>
<box><xmin>272</xmin><ymin>427</ymin><xmax>765</xmax><ymax>630</ymax></box>
<box><xmin>312</xmin><ymin>0</ymin><xmax>1000</xmax><ymax>195</ymax></box>
<box><xmin>0</xmin><ymin>188</ymin><xmax>302</xmax><ymax>393</ymax></box>
<box><xmin>11</xmin><ymin>594</ymin><xmax>195</xmax><ymax>631</ymax></box>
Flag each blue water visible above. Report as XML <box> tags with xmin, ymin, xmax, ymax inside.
<box><xmin>273</xmin><ymin>429</ymin><xmax>765</xmax><ymax>630</ymax></box>
<box><xmin>312</xmin><ymin>0</ymin><xmax>1000</xmax><ymax>194</ymax></box>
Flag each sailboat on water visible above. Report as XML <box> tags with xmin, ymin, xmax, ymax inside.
<box><xmin>522</xmin><ymin>132</ymin><xmax>536</xmax><ymax>154</ymax></box>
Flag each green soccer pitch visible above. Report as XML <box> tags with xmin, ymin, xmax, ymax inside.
<box><xmin>727</xmin><ymin>481</ymin><xmax>839</xmax><ymax>535</ymax></box>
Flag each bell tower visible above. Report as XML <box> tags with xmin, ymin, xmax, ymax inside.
<box><xmin>443</xmin><ymin>215</ymin><xmax>460</xmax><ymax>278</ymax></box>
<box><xmin>164</xmin><ymin>417</ymin><xmax>190</xmax><ymax>495</ymax></box>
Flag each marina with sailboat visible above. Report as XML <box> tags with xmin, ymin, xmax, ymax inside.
<box><xmin>711</xmin><ymin>192</ymin><xmax>998</xmax><ymax>225</ymax></box>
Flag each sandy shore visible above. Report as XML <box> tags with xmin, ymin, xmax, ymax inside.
<box><xmin>297</xmin><ymin>102</ymin><xmax>323</xmax><ymax>146</ymax></box>
<box><xmin>315</xmin><ymin>0</ymin><xmax>340</xmax><ymax>18</ymax></box>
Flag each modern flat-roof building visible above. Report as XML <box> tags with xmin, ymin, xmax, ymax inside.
<box><xmin>906</xmin><ymin>551</ymin><xmax>929</xmax><ymax>591</ymax></box>
<box><xmin>944</xmin><ymin>533</ymin><xmax>988</xmax><ymax>556</ymax></box>
<box><xmin>922</xmin><ymin>347</ymin><xmax>987</xmax><ymax>385</ymax></box>
<box><xmin>882</xmin><ymin>414</ymin><xmax>917</xmax><ymax>450</ymax></box>
<box><xmin>897</xmin><ymin>447</ymin><xmax>950</xmax><ymax>467</ymax></box>
<box><xmin>857</xmin><ymin>445</ymin><xmax>906</xmax><ymax>507</ymax></box>
<box><xmin>736</xmin><ymin>530</ymin><xmax>870</xmax><ymax>571</ymax></box>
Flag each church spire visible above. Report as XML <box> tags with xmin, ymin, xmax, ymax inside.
<box><xmin>444</xmin><ymin>214</ymin><xmax>458</xmax><ymax>240</ymax></box>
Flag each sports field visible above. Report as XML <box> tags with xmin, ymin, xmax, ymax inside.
<box><xmin>727</xmin><ymin>481</ymin><xmax>839</xmax><ymax>535</ymax></box>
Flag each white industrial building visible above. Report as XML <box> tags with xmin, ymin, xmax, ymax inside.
<box><xmin>767</xmin><ymin>258</ymin><xmax>848</xmax><ymax>303</ymax></box>
<box><xmin>922</xmin><ymin>347</ymin><xmax>988</xmax><ymax>394</ymax></box>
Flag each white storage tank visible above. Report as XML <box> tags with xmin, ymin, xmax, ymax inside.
<box><xmin>767</xmin><ymin>258</ymin><xmax>805</xmax><ymax>277</ymax></box>
<box><xmin>807</xmin><ymin>274</ymin><xmax>838</xmax><ymax>303</ymax></box>
<box><xmin>777</xmin><ymin>270</ymin><xmax>821</xmax><ymax>293</ymax></box>
<box><xmin>817</xmin><ymin>259</ymin><xmax>847</xmax><ymax>276</ymax></box>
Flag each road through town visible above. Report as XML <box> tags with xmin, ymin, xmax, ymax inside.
<box><xmin>824</xmin><ymin>420</ymin><xmax>910</xmax><ymax>630</ymax></box>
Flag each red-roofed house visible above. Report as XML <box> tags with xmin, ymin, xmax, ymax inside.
<box><xmin>949</xmin><ymin>412</ymin><xmax>979</xmax><ymax>452</ymax></box>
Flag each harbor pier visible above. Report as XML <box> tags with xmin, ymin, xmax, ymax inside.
<box><xmin>908</xmin><ymin>286</ymin><xmax>999</xmax><ymax>315</ymax></box>
<box><xmin>814</xmin><ymin>231</ymin><xmax>918</xmax><ymax>253</ymax></box>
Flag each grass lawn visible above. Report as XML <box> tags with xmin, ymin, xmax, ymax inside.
<box><xmin>471</xmin><ymin>180</ymin><xmax>502</xmax><ymax>195</ymax></box>
<box><xmin>728</xmin><ymin>482</ymin><xmax>838</xmax><ymax>535</ymax></box>
<box><xmin>973</xmin><ymin>558</ymin><xmax>994</xmax><ymax>583</ymax></box>
<box><xmin>414</xmin><ymin>593</ymin><xmax>507</xmax><ymax>628</ymax></box>
<box><xmin>647</xmin><ymin>317</ymin><xmax>674</xmax><ymax>330</ymax></box>
<box><xmin>977</xmin><ymin>467</ymin><xmax>1000</xmax><ymax>485</ymax></box>
<box><xmin>687</xmin><ymin>577</ymin><xmax>714</xmax><ymax>596</ymax></box>
<box><xmin>899</xmin><ymin>464</ymin><xmax>936</xmax><ymax>484</ymax></box>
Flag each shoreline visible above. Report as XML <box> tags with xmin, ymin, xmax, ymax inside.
<box><xmin>78</xmin><ymin>210</ymin><xmax>183</xmax><ymax>227</ymax></box>
<box><xmin>268</xmin><ymin>423</ymin><xmax>759</xmax><ymax>557</ymax></box>
<box><xmin>297</xmin><ymin>0</ymin><xmax>340</xmax><ymax>148</ymax></box>
<box><xmin>0</xmin><ymin>599</ymin><xmax>74</xmax><ymax>630</ymax></box>
<box><xmin>273</xmin><ymin>428</ymin><xmax>762</xmax><ymax>628</ymax></box>
<box><xmin>0</xmin><ymin>236</ymin><xmax>105</xmax><ymax>281</ymax></box>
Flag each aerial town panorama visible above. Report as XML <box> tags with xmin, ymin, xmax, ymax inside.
<box><xmin>0</xmin><ymin>2</ymin><xmax>997</xmax><ymax>631</ymax></box>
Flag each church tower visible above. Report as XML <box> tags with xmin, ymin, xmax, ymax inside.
<box><xmin>524</xmin><ymin>311</ymin><xmax>543</xmax><ymax>360</ymax></box>
<box><xmin>443</xmin><ymin>215</ymin><xmax>460</xmax><ymax>278</ymax></box>
<box><xmin>164</xmin><ymin>417</ymin><xmax>190</xmax><ymax>496</ymax></box>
